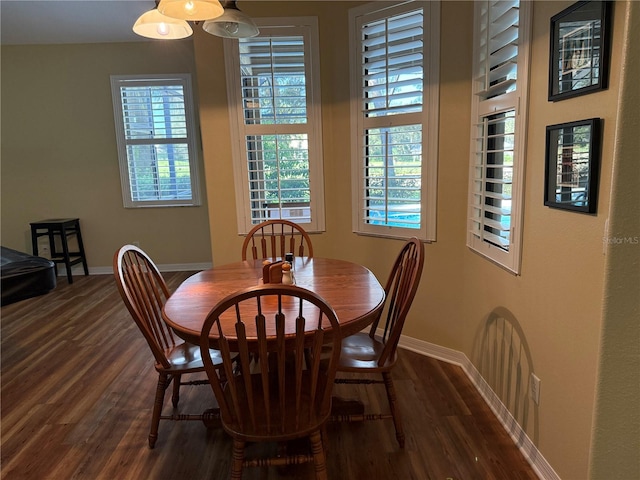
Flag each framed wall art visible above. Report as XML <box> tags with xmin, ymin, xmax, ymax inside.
<box><xmin>544</xmin><ymin>118</ymin><xmax>601</xmax><ymax>213</ymax></box>
<box><xmin>548</xmin><ymin>0</ymin><xmax>612</xmax><ymax>101</ymax></box>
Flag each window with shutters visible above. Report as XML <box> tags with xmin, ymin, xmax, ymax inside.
<box><xmin>110</xmin><ymin>74</ymin><xmax>201</xmax><ymax>208</ymax></box>
<box><xmin>224</xmin><ymin>18</ymin><xmax>325</xmax><ymax>234</ymax></box>
<box><xmin>467</xmin><ymin>0</ymin><xmax>531</xmax><ymax>273</ymax></box>
<box><xmin>349</xmin><ymin>1</ymin><xmax>440</xmax><ymax>241</ymax></box>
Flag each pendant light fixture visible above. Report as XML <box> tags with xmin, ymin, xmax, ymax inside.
<box><xmin>158</xmin><ymin>0</ymin><xmax>224</xmax><ymax>22</ymax></box>
<box><xmin>133</xmin><ymin>7</ymin><xmax>193</xmax><ymax>40</ymax></box>
<box><xmin>202</xmin><ymin>1</ymin><xmax>259</xmax><ymax>38</ymax></box>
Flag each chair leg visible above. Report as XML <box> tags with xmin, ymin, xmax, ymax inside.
<box><xmin>149</xmin><ymin>373</ymin><xmax>169</xmax><ymax>449</ymax></box>
<box><xmin>231</xmin><ymin>439</ymin><xmax>246</xmax><ymax>480</ymax></box>
<box><xmin>171</xmin><ymin>374</ymin><xmax>182</xmax><ymax>408</ymax></box>
<box><xmin>309</xmin><ymin>429</ymin><xmax>328</xmax><ymax>480</ymax></box>
<box><xmin>382</xmin><ymin>371</ymin><xmax>405</xmax><ymax>448</ymax></box>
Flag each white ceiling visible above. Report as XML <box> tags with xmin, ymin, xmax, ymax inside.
<box><xmin>0</xmin><ymin>1</ymin><xmax>155</xmax><ymax>45</ymax></box>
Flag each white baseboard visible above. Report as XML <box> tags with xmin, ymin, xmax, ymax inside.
<box><xmin>56</xmin><ymin>262</ymin><xmax>213</xmax><ymax>276</ymax></box>
<box><xmin>397</xmin><ymin>334</ymin><xmax>561</xmax><ymax>480</ymax></box>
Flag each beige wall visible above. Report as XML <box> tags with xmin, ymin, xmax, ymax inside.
<box><xmin>1</xmin><ymin>1</ymin><xmax>637</xmax><ymax>479</ymax></box>
<box><xmin>1</xmin><ymin>41</ymin><xmax>212</xmax><ymax>267</ymax></box>
<box><xmin>590</xmin><ymin>2</ymin><xmax>640</xmax><ymax>478</ymax></box>
<box><xmin>193</xmin><ymin>0</ymin><xmax>471</xmax><ymax>321</ymax></box>
<box><xmin>459</xmin><ymin>2</ymin><xmax>623</xmax><ymax>477</ymax></box>
<box><xmin>195</xmin><ymin>2</ymin><xmax>637</xmax><ymax>479</ymax></box>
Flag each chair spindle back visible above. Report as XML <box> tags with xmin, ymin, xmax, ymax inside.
<box><xmin>241</xmin><ymin>220</ymin><xmax>314</xmax><ymax>261</ymax></box>
<box><xmin>200</xmin><ymin>284</ymin><xmax>341</xmax><ymax>436</ymax></box>
<box><xmin>114</xmin><ymin>245</ymin><xmax>176</xmax><ymax>369</ymax></box>
<box><xmin>370</xmin><ymin>237</ymin><xmax>424</xmax><ymax>367</ymax></box>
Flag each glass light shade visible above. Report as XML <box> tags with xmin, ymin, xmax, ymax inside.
<box><xmin>133</xmin><ymin>9</ymin><xmax>193</xmax><ymax>39</ymax></box>
<box><xmin>202</xmin><ymin>3</ymin><xmax>258</xmax><ymax>38</ymax></box>
<box><xmin>158</xmin><ymin>0</ymin><xmax>224</xmax><ymax>21</ymax></box>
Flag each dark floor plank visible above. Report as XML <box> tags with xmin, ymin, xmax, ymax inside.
<box><xmin>1</xmin><ymin>273</ymin><xmax>538</xmax><ymax>479</ymax></box>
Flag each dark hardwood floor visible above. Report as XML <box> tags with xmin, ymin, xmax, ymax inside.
<box><xmin>1</xmin><ymin>273</ymin><xmax>538</xmax><ymax>479</ymax></box>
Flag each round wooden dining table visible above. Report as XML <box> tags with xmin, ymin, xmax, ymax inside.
<box><xmin>163</xmin><ymin>257</ymin><xmax>386</xmax><ymax>346</ymax></box>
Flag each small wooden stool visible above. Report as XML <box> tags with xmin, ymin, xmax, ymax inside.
<box><xmin>30</xmin><ymin>218</ymin><xmax>89</xmax><ymax>284</ymax></box>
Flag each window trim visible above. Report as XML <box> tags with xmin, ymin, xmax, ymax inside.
<box><xmin>110</xmin><ymin>74</ymin><xmax>201</xmax><ymax>208</ymax></box>
<box><xmin>349</xmin><ymin>0</ymin><xmax>440</xmax><ymax>242</ymax></box>
<box><xmin>223</xmin><ymin>17</ymin><xmax>326</xmax><ymax>235</ymax></box>
<box><xmin>466</xmin><ymin>0</ymin><xmax>532</xmax><ymax>274</ymax></box>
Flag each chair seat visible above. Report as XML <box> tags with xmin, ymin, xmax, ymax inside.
<box><xmin>337</xmin><ymin>333</ymin><xmax>396</xmax><ymax>371</ymax></box>
<box><xmin>162</xmin><ymin>342</ymin><xmax>224</xmax><ymax>373</ymax></box>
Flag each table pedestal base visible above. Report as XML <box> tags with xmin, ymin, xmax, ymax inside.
<box><xmin>330</xmin><ymin>396</ymin><xmax>365</xmax><ymax>419</ymax></box>
<box><xmin>329</xmin><ymin>396</ymin><xmax>394</xmax><ymax>423</ymax></box>
<box><xmin>202</xmin><ymin>408</ymin><xmax>222</xmax><ymax>428</ymax></box>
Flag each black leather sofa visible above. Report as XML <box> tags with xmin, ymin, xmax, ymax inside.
<box><xmin>1</xmin><ymin>246</ymin><xmax>57</xmax><ymax>306</ymax></box>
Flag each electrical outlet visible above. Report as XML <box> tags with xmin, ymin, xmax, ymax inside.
<box><xmin>132</xmin><ymin>241</ymin><xmax>140</xmax><ymax>247</ymax></box>
<box><xmin>40</xmin><ymin>244</ymin><xmax>51</xmax><ymax>257</ymax></box>
<box><xmin>530</xmin><ymin>373</ymin><xmax>541</xmax><ymax>405</ymax></box>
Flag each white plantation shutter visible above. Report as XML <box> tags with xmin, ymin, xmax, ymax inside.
<box><xmin>469</xmin><ymin>110</ymin><xmax>515</xmax><ymax>249</ymax></box>
<box><xmin>245</xmin><ymin>133</ymin><xmax>311</xmax><ymax>223</ymax></box>
<box><xmin>240</xmin><ymin>36</ymin><xmax>307</xmax><ymax>125</ymax></box>
<box><xmin>351</xmin><ymin>1</ymin><xmax>439</xmax><ymax>241</ymax></box>
<box><xmin>474</xmin><ymin>0</ymin><xmax>520</xmax><ymax>99</ymax></box>
<box><xmin>111</xmin><ymin>74</ymin><xmax>200</xmax><ymax>208</ymax></box>
<box><xmin>362</xmin><ymin>125</ymin><xmax>422</xmax><ymax>228</ymax></box>
<box><xmin>467</xmin><ymin>0</ymin><xmax>530</xmax><ymax>273</ymax></box>
<box><xmin>362</xmin><ymin>9</ymin><xmax>424</xmax><ymax>116</ymax></box>
<box><xmin>239</xmin><ymin>35</ymin><xmax>311</xmax><ymax>223</ymax></box>
<box><xmin>225</xmin><ymin>19</ymin><xmax>325</xmax><ymax>233</ymax></box>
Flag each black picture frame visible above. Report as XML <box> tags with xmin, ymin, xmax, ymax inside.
<box><xmin>544</xmin><ymin>118</ymin><xmax>601</xmax><ymax>214</ymax></box>
<box><xmin>548</xmin><ymin>1</ymin><xmax>612</xmax><ymax>101</ymax></box>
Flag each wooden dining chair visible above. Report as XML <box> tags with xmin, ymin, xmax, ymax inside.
<box><xmin>331</xmin><ymin>237</ymin><xmax>424</xmax><ymax>448</ymax></box>
<box><xmin>113</xmin><ymin>245</ymin><xmax>225</xmax><ymax>448</ymax></box>
<box><xmin>241</xmin><ymin>219</ymin><xmax>314</xmax><ymax>261</ymax></box>
<box><xmin>199</xmin><ymin>284</ymin><xmax>342</xmax><ymax>480</ymax></box>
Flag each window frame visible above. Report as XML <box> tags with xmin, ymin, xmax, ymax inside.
<box><xmin>223</xmin><ymin>17</ymin><xmax>326</xmax><ymax>235</ymax></box>
<box><xmin>466</xmin><ymin>0</ymin><xmax>532</xmax><ymax>274</ymax></box>
<box><xmin>349</xmin><ymin>0</ymin><xmax>440</xmax><ymax>242</ymax></box>
<box><xmin>110</xmin><ymin>74</ymin><xmax>201</xmax><ymax>208</ymax></box>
